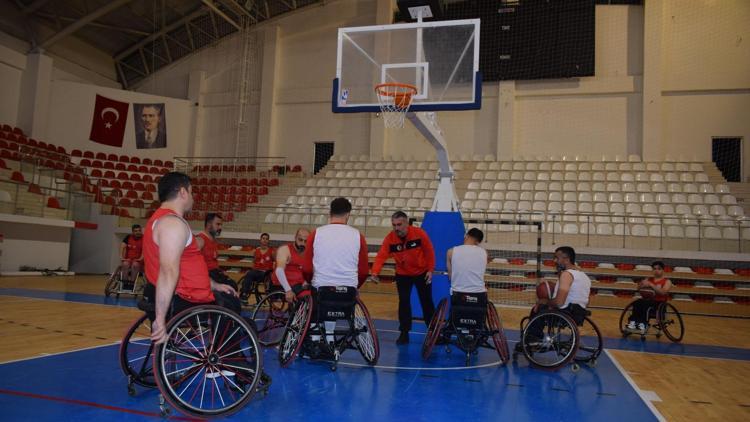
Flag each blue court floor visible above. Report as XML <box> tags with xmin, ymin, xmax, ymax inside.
<box><xmin>1</xmin><ymin>288</ymin><xmax>746</xmax><ymax>420</ymax></box>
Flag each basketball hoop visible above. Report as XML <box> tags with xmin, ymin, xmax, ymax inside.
<box><xmin>375</xmin><ymin>83</ymin><xmax>418</xmax><ymax>128</ymax></box>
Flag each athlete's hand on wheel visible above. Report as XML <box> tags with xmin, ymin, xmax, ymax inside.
<box><xmin>368</xmin><ymin>275</ymin><xmax>380</xmax><ymax>284</ymax></box>
<box><xmin>214</xmin><ymin>283</ymin><xmax>238</xmax><ymax>297</ymax></box>
<box><xmin>151</xmin><ymin>317</ymin><xmax>168</xmax><ymax>344</ymax></box>
<box><xmin>285</xmin><ymin>290</ymin><xmax>296</xmax><ymax>303</ymax></box>
<box><xmin>425</xmin><ymin>272</ymin><xmax>432</xmax><ymax>284</ymax></box>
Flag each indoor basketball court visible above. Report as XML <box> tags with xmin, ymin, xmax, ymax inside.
<box><xmin>0</xmin><ymin>0</ymin><xmax>749</xmax><ymax>420</ymax></box>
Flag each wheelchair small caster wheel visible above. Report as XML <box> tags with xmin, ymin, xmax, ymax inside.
<box><xmin>589</xmin><ymin>359</ymin><xmax>597</xmax><ymax>368</ymax></box>
<box><xmin>127</xmin><ymin>385</ymin><xmax>136</xmax><ymax>397</ymax></box>
<box><xmin>571</xmin><ymin>363</ymin><xmax>580</xmax><ymax>372</ymax></box>
<box><xmin>331</xmin><ymin>365</ymin><xmax>337</xmax><ymax>372</ymax></box>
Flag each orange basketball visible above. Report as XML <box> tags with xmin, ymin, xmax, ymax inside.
<box><xmin>536</xmin><ymin>280</ymin><xmax>557</xmax><ymax>300</ymax></box>
<box><xmin>639</xmin><ymin>287</ymin><xmax>656</xmax><ymax>299</ymax></box>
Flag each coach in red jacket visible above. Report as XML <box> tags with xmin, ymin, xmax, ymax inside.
<box><xmin>371</xmin><ymin>211</ymin><xmax>435</xmax><ymax>345</ymax></box>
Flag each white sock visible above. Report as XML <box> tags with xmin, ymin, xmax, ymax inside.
<box><xmin>324</xmin><ymin>321</ymin><xmax>336</xmax><ymax>343</ymax></box>
<box><xmin>310</xmin><ymin>323</ymin><xmax>320</xmax><ymax>341</ymax></box>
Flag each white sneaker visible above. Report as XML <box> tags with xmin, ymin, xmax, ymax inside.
<box><xmin>637</xmin><ymin>323</ymin><xmax>647</xmax><ymax>334</ymax></box>
<box><xmin>626</xmin><ymin>321</ymin><xmax>636</xmax><ymax>331</ymax></box>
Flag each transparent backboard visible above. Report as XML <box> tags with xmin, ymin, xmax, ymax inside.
<box><xmin>333</xmin><ymin>19</ymin><xmax>481</xmax><ymax>113</ymax></box>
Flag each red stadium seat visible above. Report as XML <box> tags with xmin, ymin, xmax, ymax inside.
<box><xmin>119</xmin><ymin>155</ymin><xmax>129</xmax><ymax>162</ymax></box>
<box><xmin>103</xmin><ymin>161</ymin><xmax>114</xmax><ymax>170</ymax></box>
<box><xmin>110</xmin><ymin>180</ymin><xmax>121</xmax><ymax>189</ymax></box>
<box><xmin>28</xmin><ymin>183</ymin><xmax>42</xmax><ymax>194</ymax></box>
<box><xmin>0</xmin><ymin>158</ymin><xmax>7</xmax><ymax>169</ymax></box>
<box><xmin>159</xmin><ymin>168</ymin><xmax>168</xmax><ymax>175</ymax></box>
<box><xmin>130</xmin><ymin>157</ymin><xmax>141</xmax><ymax>164</ymax></box>
<box><xmin>140</xmin><ymin>191</ymin><xmax>153</xmax><ymax>201</ymax></box>
<box><xmin>142</xmin><ymin>158</ymin><xmax>152</xmax><ymax>165</ymax></box>
<box><xmin>130</xmin><ymin>173</ymin><xmax>141</xmax><ymax>182</ymax></box>
<box><xmin>72</xmin><ymin>149</ymin><xmax>82</xmax><ymax>157</ymax></box>
<box><xmin>142</xmin><ymin>175</ymin><xmax>153</xmax><ymax>183</ymax></box>
<box><xmin>154</xmin><ymin>159</ymin><xmax>164</xmax><ymax>167</ymax></box>
<box><xmin>150</xmin><ymin>166</ymin><xmax>160</xmax><ymax>174</ymax></box>
<box><xmin>126</xmin><ymin>190</ymin><xmax>138</xmax><ymax>199</ymax></box>
<box><xmin>98</xmin><ymin>179</ymin><xmax>109</xmax><ymax>188</ymax></box>
<box><xmin>258</xmin><ymin>187</ymin><xmax>268</xmax><ymax>195</ymax></box>
<box><xmin>54</xmin><ymin>162</ymin><xmax>64</xmax><ymax>170</ymax></box>
<box><xmin>616</xmin><ymin>263</ymin><xmax>635</xmax><ymax>271</ymax></box>
<box><xmin>91</xmin><ymin>160</ymin><xmax>103</xmax><ymax>168</ymax></box>
<box><xmin>10</xmin><ymin>171</ymin><xmax>25</xmax><ymax>183</ymax></box>
<box><xmin>579</xmin><ymin>261</ymin><xmax>597</xmax><ymax>269</ymax></box>
<box><xmin>292</xmin><ymin>165</ymin><xmax>302</xmax><ymax>172</ymax></box>
<box><xmin>115</xmin><ymin>163</ymin><xmax>126</xmax><ymax>171</ymax></box>
<box><xmin>164</xmin><ymin>161</ymin><xmax>173</xmax><ymax>168</ymax></box>
<box><xmin>119</xmin><ymin>198</ymin><xmax>132</xmax><ymax>207</ymax></box>
<box><xmin>132</xmin><ymin>199</ymin><xmax>144</xmax><ymax>209</ymax></box>
<box><xmin>210</xmin><ymin>165</ymin><xmax>220</xmax><ymax>172</ymax></box>
<box><xmin>127</xmin><ymin>164</ymin><xmax>138</xmax><ymax>172</ymax></box>
<box><xmin>107</xmin><ymin>154</ymin><xmax>118</xmax><ymax>162</ymax></box>
<box><xmin>95</xmin><ymin>152</ymin><xmax>106</xmax><ymax>160</ymax></box>
<box><xmin>117</xmin><ymin>172</ymin><xmax>129</xmax><ymax>180</ymax></box>
<box><xmin>119</xmin><ymin>208</ymin><xmax>132</xmax><ymax>218</ymax></box>
<box><xmin>238</xmin><ymin>186</ymin><xmax>248</xmax><ymax>194</ymax></box>
<box><xmin>121</xmin><ymin>181</ymin><xmax>134</xmax><ymax>190</ymax></box>
<box><xmin>146</xmin><ymin>184</ymin><xmax>156</xmax><ymax>192</ymax></box>
<box><xmin>219</xmin><ymin>178</ymin><xmax>228</xmax><ymax>185</ymax></box>
<box><xmin>136</xmin><ymin>165</ymin><xmax>146</xmax><ymax>173</ymax></box>
<box><xmin>103</xmin><ymin>196</ymin><xmax>115</xmax><ymax>206</ymax></box>
<box><xmin>57</xmin><ymin>146</ymin><xmax>66</xmax><ymax>154</ymax></box>
<box><xmin>27</xmin><ymin>139</ymin><xmax>38</xmax><ymax>147</ymax></box>
<box><xmin>104</xmin><ymin>170</ymin><xmax>115</xmax><ymax>179</ymax></box>
<box><xmin>90</xmin><ymin>169</ymin><xmax>103</xmax><ymax>178</ymax></box>
<box><xmin>134</xmin><ymin>182</ymin><xmax>145</xmax><ymax>191</ymax></box>
<box><xmin>0</xmin><ymin>150</ymin><xmax>11</xmax><ymax>160</ymax></box>
<box><xmin>269</xmin><ymin>178</ymin><xmax>279</xmax><ymax>186</ymax></box>
<box><xmin>83</xmin><ymin>151</ymin><xmax>94</xmax><ymax>159</ymax></box>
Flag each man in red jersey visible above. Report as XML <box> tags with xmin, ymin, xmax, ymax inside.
<box><xmin>143</xmin><ymin>172</ymin><xmax>238</xmax><ymax>344</ymax></box>
<box><xmin>370</xmin><ymin>211</ymin><xmax>435</xmax><ymax>345</ymax></box>
<box><xmin>240</xmin><ymin>233</ymin><xmax>276</xmax><ymax>303</ymax></box>
<box><xmin>272</xmin><ymin>228</ymin><xmax>310</xmax><ymax>303</ymax></box>
<box><xmin>627</xmin><ymin>260</ymin><xmax>673</xmax><ymax>334</ymax></box>
<box><xmin>120</xmin><ymin>224</ymin><xmax>143</xmax><ymax>285</ymax></box>
<box><xmin>195</xmin><ymin>213</ymin><xmax>239</xmax><ymax>291</ymax></box>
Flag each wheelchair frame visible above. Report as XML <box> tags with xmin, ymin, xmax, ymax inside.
<box><xmin>119</xmin><ymin>300</ymin><xmax>270</xmax><ymax>417</ymax></box>
<box><xmin>104</xmin><ymin>266</ymin><xmax>145</xmax><ymax>298</ymax></box>
<box><xmin>619</xmin><ymin>300</ymin><xmax>684</xmax><ymax>342</ymax></box>
<box><xmin>278</xmin><ymin>289</ymin><xmax>380</xmax><ymax>371</ymax></box>
<box><xmin>421</xmin><ymin>297</ymin><xmax>511</xmax><ymax>366</ymax></box>
<box><xmin>514</xmin><ymin>308</ymin><xmax>603</xmax><ymax>371</ymax></box>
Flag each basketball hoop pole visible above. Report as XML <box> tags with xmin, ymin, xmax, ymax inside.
<box><xmin>406</xmin><ymin>111</ymin><xmax>459</xmax><ymax>212</ymax></box>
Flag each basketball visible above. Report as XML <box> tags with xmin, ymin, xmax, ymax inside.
<box><xmin>536</xmin><ymin>280</ymin><xmax>557</xmax><ymax>300</ymax></box>
<box><xmin>639</xmin><ymin>287</ymin><xmax>656</xmax><ymax>299</ymax></box>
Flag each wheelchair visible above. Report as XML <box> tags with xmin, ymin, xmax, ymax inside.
<box><xmin>250</xmin><ymin>285</ymin><xmax>310</xmax><ymax>346</ymax></box>
<box><xmin>618</xmin><ymin>299</ymin><xmax>684</xmax><ymax>342</ymax></box>
<box><xmin>278</xmin><ymin>286</ymin><xmax>379</xmax><ymax>371</ymax></box>
<box><xmin>240</xmin><ymin>269</ymin><xmax>273</xmax><ymax>305</ymax></box>
<box><xmin>421</xmin><ymin>293</ymin><xmax>510</xmax><ymax>366</ymax></box>
<box><xmin>105</xmin><ymin>265</ymin><xmax>145</xmax><ymax>298</ymax></box>
<box><xmin>514</xmin><ymin>306</ymin><xmax>603</xmax><ymax>372</ymax></box>
<box><xmin>119</xmin><ymin>296</ymin><xmax>270</xmax><ymax>417</ymax></box>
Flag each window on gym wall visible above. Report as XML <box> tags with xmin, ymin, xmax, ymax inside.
<box><xmin>314</xmin><ymin>142</ymin><xmax>335</xmax><ymax>175</ymax></box>
<box><xmin>712</xmin><ymin>137</ymin><xmax>742</xmax><ymax>182</ymax></box>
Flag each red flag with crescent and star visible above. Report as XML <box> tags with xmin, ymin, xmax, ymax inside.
<box><xmin>89</xmin><ymin>94</ymin><xmax>129</xmax><ymax>147</ymax></box>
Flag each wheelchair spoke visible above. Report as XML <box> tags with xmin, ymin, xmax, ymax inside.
<box><xmin>167</xmin><ymin>362</ymin><xmax>203</xmax><ymax>377</ymax></box>
<box><xmin>165</xmin><ymin>345</ymin><xmax>203</xmax><ymax>362</ymax></box>
<box><xmin>174</xmin><ymin>327</ymin><xmax>206</xmax><ymax>358</ymax></box>
<box><xmin>216</xmin><ymin>326</ymin><xmax>243</xmax><ymax>355</ymax></box>
<box><xmin>212</xmin><ymin>376</ymin><xmax>226</xmax><ymax>407</ymax></box>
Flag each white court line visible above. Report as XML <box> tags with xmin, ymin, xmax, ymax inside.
<box><xmin>604</xmin><ymin>349</ymin><xmax>667</xmax><ymax>422</ymax></box>
<box><xmin>0</xmin><ymin>341</ymin><xmax>120</xmax><ymax>366</ymax></box>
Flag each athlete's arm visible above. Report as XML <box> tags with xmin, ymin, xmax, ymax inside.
<box><xmin>651</xmin><ymin>279</ymin><xmax>672</xmax><ymax>295</ymax></box>
<box><xmin>446</xmin><ymin>248</ymin><xmax>453</xmax><ymax>281</ymax></box>
<box><xmin>550</xmin><ymin>271</ymin><xmax>573</xmax><ymax>308</ymax></box>
<box><xmin>151</xmin><ymin>216</ymin><xmax>189</xmax><ymax>344</ymax></box>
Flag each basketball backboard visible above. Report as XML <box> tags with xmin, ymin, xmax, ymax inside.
<box><xmin>333</xmin><ymin>19</ymin><xmax>481</xmax><ymax>113</ymax></box>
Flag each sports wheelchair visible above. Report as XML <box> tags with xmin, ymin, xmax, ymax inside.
<box><xmin>278</xmin><ymin>286</ymin><xmax>379</xmax><ymax>371</ymax></box>
<box><xmin>120</xmin><ymin>297</ymin><xmax>270</xmax><ymax>417</ymax></box>
<box><xmin>421</xmin><ymin>293</ymin><xmax>510</xmax><ymax>366</ymax></box>
<box><xmin>104</xmin><ymin>265</ymin><xmax>145</xmax><ymax>298</ymax></box>
<box><xmin>250</xmin><ymin>285</ymin><xmax>310</xmax><ymax>346</ymax></box>
<box><xmin>240</xmin><ymin>269</ymin><xmax>273</xmax><ymax>305</ymax></box>
<box><xmin>618</xmin><ymin>299</ymin><xmax>684</xmax><ymax>342</ymax></box>
<box><xmin>514</xmin><ymin>306</ymin><xmax>603</xmax><ymax>372</ymax></box>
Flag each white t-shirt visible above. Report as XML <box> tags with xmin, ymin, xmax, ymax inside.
<box><xmin>554</xmin><ymin>269</ymin><xmax>591</xmax><ymax>309</ymax></box>
<box><xmin>311</xmin><ymin>223</ymin><xmax>363</xmax><ymax>288</ymax></box>
<box><xmin>449</xmin><ymin>245</ymin><xmax>487</xmax><ymax>294</ymax></box>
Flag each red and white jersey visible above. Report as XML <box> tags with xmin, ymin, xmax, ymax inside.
<box><xmin>303</xmin><ymin>223</ymin><xmax>369</xmax><ymax>288</ymax></box>
<box><xmin>271</xmin><ymin>243</ymin><xmax>305</xmax><ymax>287</ymax></box>
<box><xmin>649</xmin><ymin>277</ymin><xmax>670</xmax><ymax>302</ymax></box>
<box><xmin>254</xmin><ymin>247</ymin><xmax>275</xmax><ymax>271</ymax></box>
<box><xmin>123</xmin><ymin>235</ymin><xmax>143</xmax><ymax>260</ymax></box>
<box><xmin>196</xmin><ymin>232</ymin><xmax>219</xmax><ymax>271</ymax></box>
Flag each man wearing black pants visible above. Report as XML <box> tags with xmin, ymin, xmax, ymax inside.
<box><xmin>371</xmin><ymin>211</ymin><xmax>435</xmax><ymax>344</ymax></box>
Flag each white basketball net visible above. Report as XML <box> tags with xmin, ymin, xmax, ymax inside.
<box><xmin>375</xmin><ymin>83</ymin><xmax>417</xmax><ymax>128</ymax></box>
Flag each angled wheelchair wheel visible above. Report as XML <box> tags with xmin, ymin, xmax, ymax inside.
<box><xmin>574</xmin><ymin>316</ymin><xmax>602</xmax><ymax>364</ymax></box>
<box><xmin>521</xmin><ymin>311</ymin><xmax>579</xmax><ymax>370</ymax></box>
<box><xmin>104</xmin><ymin>272</ymin><xmax>119</xmax><ymax>297</ymax></box>
<box><xmin>618</xmin><ymin>301</ymin><xmax>636</xmax><ymax>337</ymax></box>
<box><xmin>421</xmin><ymin>298</ymin><xmax>449</xmax><ymax>360</ymax></box>
<box><xmin>658</xmin><ymin>302</ymin><xmax>684</xmax><ymax>343</ymax></box>
<box><xmin>252</xmin><ymin>291</ymin><xmax>292</xmax><ymax>346</ymax></box>
<box><xmin>119</xmin><ymin>314</ymin><xmax>156</xmax><ymax>390</ymax></box>
<box><xmin>253</xmin><ymin>273</ymin><xmax>272</xmax><ymax>304</ymax></box>
<box><xmin>153</xmin><ymin>305</ymin><xmax>263</xmax><ymax>418</ymax></box>
<box><xmin>486</xmin><ymin>302</ymin><xmax>510</xmax><ymax>364</ymax></box>
<box><xmin>278</xmin><ymin>295</ymin><xmax>313</xmax><ymax>367</ymax></box>
<box><xmin>353</xmin><ymin>297</ymin><xmax>380</xmax><ymax>365</ymax></box>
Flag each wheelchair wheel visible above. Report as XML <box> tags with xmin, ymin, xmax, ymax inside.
<box><xmin>252</xmin><ymin>273</ymin><xmax>272</xmax><ymax>304</ymax></box>
<box><xmin>421</xmin><ymin>298</ymin><xmax>449</xmax><ymax>360</ymax></box>
<box><xmin>658</xmin><ymin>302</ymin><xmax>684</xmax><ymax>343</ymax></box>
<box><xmin>521</xmin><ymin>311</ymin><xmax>579</xmax><ymax>370</ymax></box>
<box><xmin>278</xmin><ymin>295</ymin><xmax>313</xmax><ymax>367</ymax></box>
<box><xmin>486</xmin><ymin>303</ymin><xmax>510</xmax><ymax>364</ymax></box>
<box><xmin>104</xmin><ymin>272</ymin><xmax>120</xmax><ymax>297</ymax></box>
<box><xmin>353</xmin><ymin>298</ymin><xmax>380</xmax><ymax>365</ymax></box>
<box><xmin>153</xmin><ymin>305</ymin><xmax>263</xmax><ymax>418</ymax></box>
<box><xmin>618</xmin><ymin>301</ymin><xmax>636</xmax><ymax>337</ymax></box>
<box><xmin>119</xmin><ymin>314</ymin><xmax>156</xmax><ymax>390</ymax></box>
<box><xmin>574</xmin><ymin>316</ymin><xmax>602</xmax><ymax>364</ymax></box>
<box><xmin>252</xmin><ymin>291</ymin><xmax>292</xmax><ymax>346</ymax></box>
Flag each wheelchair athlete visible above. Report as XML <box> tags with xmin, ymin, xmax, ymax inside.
<box><xmin>445</xmin><ymin>227</ymin><xmax>489</xmax><ymax>336</ymax></box>
<box><xmin>195</xmin><ymin>212</ymin><xmax>241</xmax><ymax>299</ymax></box>
<box><xmin>142</xmin><ymin>172</ymin><xmax>268</xmax><ymax>416</ymax></box>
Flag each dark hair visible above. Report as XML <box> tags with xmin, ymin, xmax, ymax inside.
<box><xmin>158</xmin><ymin>172</ymin><xmax>191</xmax><ymax>202</ymax></box>
<box><xmin>652</xmin><ymin>260</ymin><xmax>665</xmax><ymax>269</ymax></box>
<box><xmin>131</xmin><ymin>224</ymin><xmax>141</xmax><ymax>230</ymax></box>
<box><xmin>204</xmin><ymin>213</ymin><xmax>222</xmax><ymax>227</ymax></box>
<box><xmin>330</xmin><ymin>197</ymin><xmax>352</xmax><ymax>216</ymax></box>
<box><xmin>260</xmin><ymin>233</ymin><xmax>270</xmax><ymax>239</ymax></box>
<box><xmin>554</xmin><ymin>246</ymin><xmax>576</xmax><ymax>264</ymax></box>
<box><xmin>391</xmin><ymin>211</ymin><xmax>408</xmax><ymax>220</ymax></box>
<box><xmin>142</xmin><ymin>104</ymin><xmax>162</xmax><ymax>115</ymax></box>
<box><xmin>467</xmin><ymin>228</ymin><xmax>484</xmax><ymax>243</ymax></box>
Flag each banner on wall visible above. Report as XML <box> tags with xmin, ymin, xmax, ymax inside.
<box><xmin>89</xmin><ymin>95</ymin><xmax>129</xmax><ymax>147</ymax></box>
<box><xmin>133</xmin><ymin>103</ymin><xmax>167</xmax><ymax>149</ymax></box>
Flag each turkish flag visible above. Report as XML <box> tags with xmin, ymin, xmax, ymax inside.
<box><xmin>89</xmin><ymin>94</ymin><xmax>129</xmax><ymax>147</ymax></box>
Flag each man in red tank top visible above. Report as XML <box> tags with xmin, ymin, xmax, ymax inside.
<box><xmin>120</xmin><ymin>224</ymin><xmax>143</xmax><ymax>284</ymax></box>
<box><xmin>627</xmin><ymin>260</ymin><xmax>673</xmax><ymax>334</ymax></box>
<box><xmin>143</xmin><ymin>172</ymin><xmax>239</xmax><ymax>344</ymax></box>
<box><xmin>271</xmin><ymin>228</ymin><xmax>310</xmax><ymax>303</ymax></box>
<box><xmin>196</xmin><ymin>213</ymin><xmax>239</xmax><ymax>291</ymax></box>
<box><xmin>239</xmin><ymin>233</ymin><xmax>276</xmax><ymax>303</ymax></box>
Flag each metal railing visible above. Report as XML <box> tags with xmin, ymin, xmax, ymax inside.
<box><xmin>173</xmin><ymin>156</ymin><xmax>290</xmax><ymax>178</ymax></box>
<box><xmin>0</xmin><ymin>179</ymin><xmax>94</xmax><ymax>221</ymax></box>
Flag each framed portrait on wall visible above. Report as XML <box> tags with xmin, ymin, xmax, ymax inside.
<box><xmin>133</xmin><ymin>103</ymin><xmax>167</xmax><ymax>149</ymax></box>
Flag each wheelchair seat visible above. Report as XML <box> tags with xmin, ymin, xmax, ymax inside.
<box><xmin>315</xmin><ymin>286</ymin><xmax>357</xmax><ymax>321</ymax></box>
<box><xmin>450</xmin><ymin>292</ymin><xmax>488</xmax><ymax>330</ymax></box>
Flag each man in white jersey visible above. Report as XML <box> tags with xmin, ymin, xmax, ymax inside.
<box><xmin>446</xmin><ymin>228</ymin><xmax>487</xmax><ymax>294</ymax></box>
<box><xmin>302</xmin><ymin>197</ymin><xmax>369</xmax><ymax>349</ymax></box>
<box><xmin>549</xmin><ymin>246</ymin><xmax>591</xmax><ymax>325</ymax></box>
